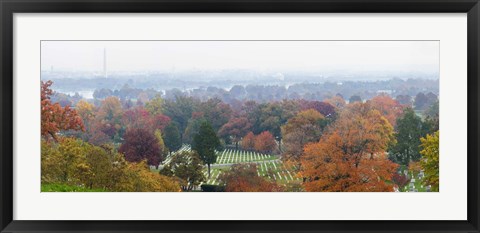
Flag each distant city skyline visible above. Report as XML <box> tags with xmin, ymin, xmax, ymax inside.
<box><xmin>41</xmin><ymin>41</ymin><xmax>439</xmax><ymax>78</ymax></box>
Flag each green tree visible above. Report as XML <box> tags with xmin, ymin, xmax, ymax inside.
<box><xmin>420</xmin><ymin>131</ymin><xmax>439</xmax><ymax>191</ymax></box>
<box><xmin>163</xmin><ymin>95</ymin><xmax>199</xmax><ymax>140</ymax></box>
<box><xmin>163</xmin><ymin>123</ymin><xmax>182</xmax><ymax>153</ymax></box>
<box><xmin>161</xmin><ymin>151</ymin><xmax>205</xmax><ymax>191</ymax></box>
<box><xmin>389</xmin><ymin>108</ymin><xmax>428</xmax><ymax>166</ymax></box>
<box><xmin>182</xmin><ymin>114</ymin><xmax>207</xmax><ymax>144</ymax></box>
<box><xmin>192</xmin><ymin>121</ymin><xmax>220</xmax><ymax>178</ymax></box>
<box><xmin>424</xmin><ymin>100</ymin><xmax>439</xmax><ymax>132</ymax></box>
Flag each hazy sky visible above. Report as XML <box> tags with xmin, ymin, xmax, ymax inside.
<box><xmin>41</xmin><ymin>41</ymin><xmax>439</xmax><ymax>74</ymax></box>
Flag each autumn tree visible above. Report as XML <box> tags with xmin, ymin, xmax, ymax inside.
<box><xmin>300</xmin><ymin>101</ymin><xmax>336</xmax><ymax>119</ymax></box>
<box><xmin>41</xmin><ymin>80</ymin><xmax>84</xmax><ymax>141</ymax></box>
<box><xmin>300</xmin><ymin>102</ymin><xmax>398</xmax><ymax>192</ymax></box>
<box><xmin>145</xmin><ymin>95</ymin><xmax>164</xmax><ymax>116</ymax></box>
<box><xmin>408</xmin><ymin>161</ymin><xmax>422</xmax><ymax>175</ymax></box>
<box><xmin>42</xmin><ymin>137</ymin><xmax>180</xmax><ymax>192</ymax></box>
<box><xmin>164</xmin><ymin>122</ymin><xmax>182</xmax><ymax>153</ymax></box>
<box><xmin>42</xmin><ymin>137</ymin><xmax>107</xmax><ymax>188</ymax></box>
<box><xmin>254</xmin><ymin>131</ymin><xmax>277</xmax><ymax>153</ymax></box>
<box><xmin>95</xmin><ymin>96</ymin><xmax>124</xmax><ymax>142</ymax></box>
<box><xmin>41</xmin><ymin>137</ymin><xmax>88</xmax><ymax>184</ymax></box>
<box><xmin>115</xmin><ymin>160</ymin><xmax>181</xmax><ymax>192</ymax></box>
<box><xmin>122</xmin><ymin>106</ymin><xmax>152</xmax><ymax>130</ymax></box>
<box><xmin>65</xmin><ymin>100</ymin><xmax>95</xmax><ymax>141</ymax></box>
<box><xmin>281</xmin><ymin>109</ymin><xmax>326</xmax><ymax>162</ymax></box>
<box><xmin>218</xmin><ymin>163</ymin><xmax>283</xmax><ymax>192</ymax></box>
<box><xmin>119</xmin><ymin>128</ymin><xmax>162</xmax><ymax>166</ymax></box>
<box><xmin>247</xmin><ymin>102</ymin><xmax>294</xmax><ymax>142</ymax></box>
<box><xmin>81</xmin><ymin>144</ymin><xmax>126</xmax><ymax>190</ymax></box>
<box><xmin>324</xmin><ymin>95</ymin><xmax>346</xmax><ymax>109</ymax></box>
<box><xmin>420</xmin><ymin>131</ymin><xmax>439</xmax><ymax>191</ymax></box>
<box><xmin>160</xmin><ymin>151</ymin><xmax>205</xmax><ymax>191</ymax></box>
<box><xmin>151</xmin><ymin>114</ymin><xmax>172</xmax><ymax>132</ymax></box>
<box><xmin>392</xmin><ymin>173</ymin><xmax>410</xmax><ymax>190</ymax></box>
<box><xmin>218</xmin><ymin>117</ymin><xmax>252</xmax><ymax>149</ymax></box>
<box><xmin>241</xmin><ymin>131</ymin><xmax>256</xmax><ymax>150</ymax></box>
<box><xmin>389</xmin><ymin>108</ymin><xmax>428</xmax><ymax>166</ymax></box>
<box><xmin>368</xmin><ymin>94</ymin><xmax>404</xmax><ymax>127</ymax></box>
<box><xmin>192</xmin><ymin>121</ymin><xmax>221</xmax><ymax>178</ymax></box>
<box><xmin>75</xmin><ymin>100</ymin><xmax>95</xmax><ymax>124</ymax></box>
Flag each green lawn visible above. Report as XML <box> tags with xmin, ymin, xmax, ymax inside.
<box><xmin>41</xmin><ymin>183</ymin><xmax>107</xmax><ymax>192</ymax></box>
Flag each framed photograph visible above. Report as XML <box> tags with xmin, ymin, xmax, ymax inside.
<box><xmin>1</xmin><ymin>0</ymin><xmax>479</xmax><ymax>232</ymax></box>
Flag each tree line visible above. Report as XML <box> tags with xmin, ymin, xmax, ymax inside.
<box><xmin>41</xmin><ymin>79</ymin><xmax>439</xmax><ymax>192</ymax></box>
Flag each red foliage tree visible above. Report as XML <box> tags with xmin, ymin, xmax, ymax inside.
<box><xmin>254</xmin><ymin>131</ymin><xmax>277</xmax><ymax>153</ymax></box>
<box><xmin>119</xmin><ymin>128</ymin><xmax>162</xmax><ymax>166</ymax></box>
<box><xmin>41</xmin><ymin>80</ymin><xmax>84</xmax><ymax>141</ymax></box>
<box><xmin>151</xmin><ymin>114</ymin><xmax>171</xmax><ymax>132</ymax></box>
<box><xmin>241</xmin><ymin>132</ymin><xmax>256</xmax><ymax>150</ymax></box>
<box><xmin>122</xmin><ymin>106</ymin><xmax>151</xmax><ymax>129</ymax></box>
<box><xmin>122</xmin><ymin>106</ymin><xmax>171</xmax><ymax>133</ymax></box>
<box><xmin>392</xmin><ymin>173</ymin><xmax>410</xmax><ymax>189</ymax></box>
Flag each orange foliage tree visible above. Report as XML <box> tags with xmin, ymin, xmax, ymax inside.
<box><xmin>368</xmin><ymin>94</ymin><xmax>404</xmax><ymax>127</ymax></box>
<box><xmin>300</xmin><ymin>102</ymin><xmax>398</xmax><ymax>192</ymax></box>
<box><xmin>254</xmin><ymin>131</ymin><xmax>277</xmax><ymax>153</ymax></box>
<box><xmin>41</xmin><ymin>80</ymin><xmax>84</xmax><ymax>141</ymax></box>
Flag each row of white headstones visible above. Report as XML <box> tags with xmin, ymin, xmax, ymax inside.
<box><xmin>215</xmin><ymin>149</ymin><xmax>274</xmax><ymax>164</ymax></box>
<box><xmin>162</xmin><ymin>145</ymin><xmax>275</xmax><ymax>165</ymax></box>
<box><xmin>161</xmin><ymin>145</ymin><xmax>298</xmax><ymax>186</ymax></box>
<box><xmin>203</xmin><ymin>161</ymin><xmax>299</xmax><ymax>185</ymax></box>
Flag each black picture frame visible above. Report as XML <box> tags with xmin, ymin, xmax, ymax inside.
<box><xmin>1</xmin><ymin>0</ymin><xmax>479</xmax><ymax>232</ymax></box>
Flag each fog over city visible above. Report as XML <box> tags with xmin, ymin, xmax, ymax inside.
<box><xmin>41</xmin><ymin>41</ymin><xmax>439</xmax><ymax>77</ymax></box>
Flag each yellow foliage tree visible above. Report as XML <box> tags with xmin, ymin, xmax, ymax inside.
<box><xmin>420</xmin><ymin>131</ymin><xmax>439</xmax><ymax>191</ymax></box>
<box><xmin>115</xmin><ymin>160</ymin><xmax>181</xmax><ymax>192</ymax></box>
<box><xmin>42</xmin><ymin>137</ymin><xmax>181</xmax><ymax>192</ymax></box>
<box><xmin>145</xmin><ymin>95</ymin><xmax>164</xmax><ymax>116</ymax></box>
